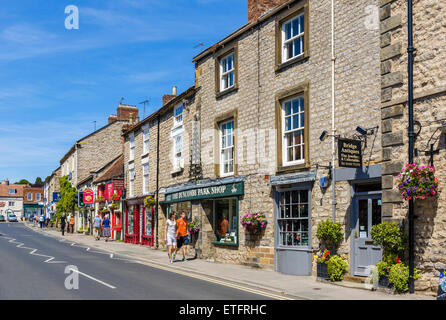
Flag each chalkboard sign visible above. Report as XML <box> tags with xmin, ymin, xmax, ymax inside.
<box><xmin>437</xmin><ymin>269</ymin><xmax>446</xmax><ymax>300</ymax></box>
<box><xmin>338</xmin><ymin>138</ymin><xmax>362</xmax><ymax>168</ymax></box>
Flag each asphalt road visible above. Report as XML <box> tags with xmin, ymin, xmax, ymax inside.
<box><xmin>0</xmin><ymin>222</ymin><xmax>274</xmax><ymax>300</ymax></box>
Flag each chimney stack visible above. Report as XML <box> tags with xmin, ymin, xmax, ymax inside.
<box><xmin>116</xmin><ymin>104</ymin><xmax>139</xmax><ymax>123</ymax></box>
<box><xmin>163</xmin><ymin>86</ymin><xmax>178</xmax><ymax>106</ymax></box>
<box><xmin>108</xmin><ymin>114</ymin><xmax>118</xmax><ymax>124</ymax></box>
<box><xmin>248</xmin><ymin>0</ymin><xmax>288</xmax><ymax>22</ymax></box>
<box><xmin>1</xmin><ymin>178</ymin><xmax>9</xmax><ymax>186</ymax></box>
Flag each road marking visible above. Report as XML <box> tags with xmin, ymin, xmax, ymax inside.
<box><xmin>2</xmin><ymin>236</ymin><xmax>66</xmax><ymax>264</ymax></box>
<box><xmin>68</xmin><ymin>268</ymin><xmax>116</xmax><ymax>289</ymax></box>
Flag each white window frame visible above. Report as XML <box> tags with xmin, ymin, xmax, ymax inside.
<box><xmin>142</xmin><ymin>126</ymin><xmax>150</xmax><ymax>155</ymax></box>
<box><xmin>219</xmin><ymin>119</ymin><xmax>235</xmax><ymax>177</ymax></box>
<box><xmin>173</xmin><ymin>134</ymin><xmax>183</xmax><ymax>171</ymax></box>
<box><xmin>282</xmin><ymin>96</ymin><xmax>305</xmax><ymax>166</ymax></box>
<box><xmin>27</xmin><ymin>193</ymin><xmax>33</xmax><ymax>201</ymax></box>
<box><xmin>8</xmin><ymin>201</ymin><xmax>14</xmax><ymax>207</ymax></box>
<box><xmin>8</xmin><ymin>189</ymin><xmax>16</xmax><ymax>195</ymax></box>
<box><xmin>281</xmin><ymin>12</ymin><xmax>305</xmax><ymax>63</ymax></box>
<box><xmin>129</xmin><ymin>133</ymin><xmax>135</xmax><ymax>161</ymax></box>
<box><xmin>142</xmin><ymin>161</ymin><xmax>149</xmax><ymax>195</ymax></box>
<box><xmin>36</xmin><ymin>193</ymin><xmax>41</xmax><ymax>202</ymax></box>
<box><xmin>220</xmin><ymin>52</ymin><xmax>235</xmax><ymax>92</ymax></box>
<box><xmin>173</xmin><ymin>103</ymin><xmax>183</xmax><ymax>128</ymax></box>
<box><xmin>128</xmin><ymin>169</ymin><xmax>135</xmax><ymax>197</ymax></box>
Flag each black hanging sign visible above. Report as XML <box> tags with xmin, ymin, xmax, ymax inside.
<box><xmin>437</xmin><ymin>269</ymin><xmax>446</xmax><ymax>300</ymax></box>
<box><xmin>338</xmin><ymin>138</ymin><xmax>362</xmax><ymax>168</ymax></box>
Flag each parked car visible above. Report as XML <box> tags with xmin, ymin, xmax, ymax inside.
<box><xmin>7</xmin><ymin>214</ymin><xmax>18</xmax><ymax>222</ymax></box>
<box><xmin>0</xmin><ymin>215</ymin><xmax>5</xmax><ymax>222</ymax></box>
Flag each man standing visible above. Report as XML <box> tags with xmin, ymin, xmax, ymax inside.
<box><xmin>39</xmin><ymin>215</ymin><xmax>44</xmax><ymax>228</ymax></box>
<box><xmin>93</xmin><ymin>213</ymin><xmax>102</xmax><ymax>240</ymax></box>
<box><xmin>60</xmin><ymin>213</ymin><xmax>66</xmax><ymax>236</ymax></box>
<box><xmin>174</xmin><ymin>211</ymin><xmax>189</xmax><ymax>262</ymax></box>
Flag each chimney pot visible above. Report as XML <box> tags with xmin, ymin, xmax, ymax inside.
<box><xmin>173</xmin><ymin>86</ymin><xmax>178</xmax><ymax>96</ymax></box>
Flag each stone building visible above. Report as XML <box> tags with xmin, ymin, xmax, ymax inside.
<box><xmin>189</xmin><ymin>0</ymin><xmax>384</xmax><ymax>275</ymax></box>
<box><xmin>58</xmin><ymin>103</ymin><xmax>138</xmax><ymax>230</ymax></box>
<box><xmin>44</xmin><ymin>166</ymin><xmax>61</xmax><ymax>220</ymax></box>
<box><xmin>122</xmin><ymin>86</ymin><xmax>197</xmax><ymax>247</ymax></box>
<box><xmin>378</xmin><ymin>0</ymin><xmax>446</xmax><ymax>294</ymax></box>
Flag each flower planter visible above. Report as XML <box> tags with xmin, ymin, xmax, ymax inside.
<box><xmin>378</xmin><ymin>276</ymin><xmax>392</xmax><ymax>289</ymax></box>
<box><xmin>317</xmin><ymin>262</ymin><xmax>330</xmax><ymax>280</ymax></box>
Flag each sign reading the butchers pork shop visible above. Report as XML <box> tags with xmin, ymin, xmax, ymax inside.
<box><xmin>338</xmin><ymin>138</ymin><xmax>362</xmax><ymax>168</ymax></box>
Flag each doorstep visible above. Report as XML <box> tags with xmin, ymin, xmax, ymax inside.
<box><xmin>317</xmin><ymin>276</ymin><xmax>372</xmax><ymax>291</ymax></box>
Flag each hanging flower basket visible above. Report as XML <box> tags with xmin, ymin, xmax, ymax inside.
<box><xmin>397</xmin><ymin>163</ymin><xmax>439</xmax><ymax>201</ymax></box>
<box><xmin>241</xmin><ymin>213</ymin><xmax>267</xmax><ymax>234</ymax></box>
<box><xmin>144</xmin><ymin>196</ymin><xmax>156</xmax><ymax>208</ymax></box>
<box><xmin>188</xmin><ymin>220</ymin><xmax>200</xmax><ymax>234</ymax></box>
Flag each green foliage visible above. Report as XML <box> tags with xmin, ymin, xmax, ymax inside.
<box><xmin>44</xmin><ymin>176</ymin><xmax>51</xmax><ymax>183</ymax></box>
<box><xmin>34</xmin><ymin>177</ymin><xmax>42</xmax><ymax>184</ymax></box>
<box><xmin>371</xmin><ymin>222</ymin><xmax>406</xmax><ymax>257</ymax></box>
<box><xmin>376</xmin><ymin>260</ymin><xmax>390</xmax><ymax>278</ymax></box>
<box><xmin>327</xmin><ymin>255</ymin><xmax>348</xmax><ymax>281</ymax></box>
<box><xmin>316</xmin><ymin>220</ymin><xmax>343</xmax><ymax>247</ymax></box>
<box><xmin>388</xmin><ymin>262</ymin><xmax>420</xmax><ymax>293</ymax></box>
<box><xmin>56</xmin><ymin>176</ymin><xmax>78</xmax><ymax>216</ymax></box>
<box><xmin>14</xmin><ymin>179</ymin><xmax>30</xmax><ymax>185</ymax></box>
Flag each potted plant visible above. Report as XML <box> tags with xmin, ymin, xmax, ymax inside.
<box><xmin>240</xmin><ymin>213</ymin><xmax>267</xmax><ymax>234</ymax></box>
<box><xmin>397</xmin><ymin>163</ymin><xmax>439</xmax><ymax>201</ymax></box>
<box><xmin>327</xmin><ymin>255</ymin><xmax>348</xmax><ymax>281</ymax></box>
<box><xmin>371</xmin><ymin>222</ymin><xmax>420</xmax><ymax>292</ymax></box>
<box><xmin>110</xmin><ymin>203</ymin><xmax>119</xmax><ymax>211</ymax></box>
<box><xmin>315</xmin><ymin>249</ymin><xmax>331</xmax><ymax>280</ymax></box>
<box><xmin>316</xmin><ymin>219</ymin><xmax>343</xmax><ymax>252</ymax></box>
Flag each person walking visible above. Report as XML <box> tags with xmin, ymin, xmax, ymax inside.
<box><xmin>39</xmin><ymin>215</ymin><xmax>44</xmax><ymax>228</ymax></box>
<box><xmin>69</xmin><ymin>214</ymin><xmax>75</xmax><ymax>233</ymax></box>
<box><xmin>102</xmin><ymin>214</ymin><xmax>111</xmax><ymax>242</ymax></box>
<box><xmin>174</xmin><ymin>211</ymin><xmax>189</xmax><ymax>262</ymax></box>
<box><xmin>93</xmin><ymin>213</ymin><xmax>102</xmax><ymax>241</ymax></box>
<box><xmin>60</xmin><ymin>213</ymin><xmax>66</xmax><ymax>236</ymax></box>
<box><xmin>164</xmin><ymin>212</ymin><xmax>177</xmax><ymax>264</ymax></box>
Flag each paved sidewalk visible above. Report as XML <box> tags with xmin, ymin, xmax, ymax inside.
<box><xmin>27</xmin><ymin>223</ymin><xmax>433</xmax><ymax>300</ymax></box>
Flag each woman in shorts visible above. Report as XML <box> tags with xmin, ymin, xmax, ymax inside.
<box><xmin>165</xmin><ymin>211</ymin><xmax>177</xmax><ymax>264</ymax></box>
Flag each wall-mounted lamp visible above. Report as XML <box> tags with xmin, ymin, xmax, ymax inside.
<box><xmin>354</xmin><ymin>125</ymin><xmax>379</xmax><ymax>148</ymax></box>
<box><xmin>319</xmin><ymin>130</ymin><xmax>339</xmax><ymax>142</ymax></box>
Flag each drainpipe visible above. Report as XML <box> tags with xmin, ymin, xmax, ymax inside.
<box><xmin>331</xmin><ymin>0</ymin><xmax>337</xmax><ymax>223</ymax></box>
<box><xmin>155</xmin><ymin>113</ymin><xmax>160</xmax><ymax>249</ymax></box>
<box><xmin>407</xmin><ymin>0</ymin><xmax>415</xmax><ymax>294</ymax></box>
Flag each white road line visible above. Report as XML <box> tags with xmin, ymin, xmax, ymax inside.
<box><xmin>69</xmin><ymin>268</ymin><xmax>116</xmax><ymax>289</ymax></box>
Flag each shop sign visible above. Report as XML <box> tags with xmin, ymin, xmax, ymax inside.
<box><xmin>338</xmin><ymin>138</ymin><xmax>362</xmax><ymax>168</ymax></box>
<box><xmin>53</xmin><ymin>192</ymin><xmax>61</xmax><ymax>203</ymax></box>
<box><xmin>0</xmin><ymin>202</ymin><xmax>5</xmax><ymax>207</ymax></box>
<box><xmin>83</xmin><ymin>189</ymin><xmax>94</xmax><ymax>205</ymax></box>
<box><xmin>107</xmin><ymin>183</ymin><xmax>114</xmax><ymax>201</ymax></box>
<box><xmin>113</xmin><ymin>179</ymin><xmax>125</xmax><ymax>190</ymax></box>
<box><xmin>164</xmin><ymin>182</ymin><xmax>244</xmax><ymax>203</ymax></box>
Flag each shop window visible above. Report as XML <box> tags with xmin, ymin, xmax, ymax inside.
<box><xmin>213</xmin><ymin>198</ymin><xmax>238</xmax><ymax>245</ymax></box>
<box><xmin>128</xmin><ymin>207</ymin><xmax>134</xmax><ymax>235</ymax></box>
<box><xmin>278</xmin><ymin>190</ymin><xmax>310</xmax><ymax>247</ymax></box>
<box><xmin>168</xmin><ymin>201</ymin><xmax>191</xmax><ymax>221</ymax></box>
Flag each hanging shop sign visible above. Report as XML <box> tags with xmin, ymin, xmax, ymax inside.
<box><xmin>53</xmin><ymin>192</ymin><xmax>61</xmax><ymax>203</ymax></box>
<box><xmin>113</xmin><ymin>179</ymin><xmax>125</xmax><ymax>191</ymax></box>
<box><xmin>163</xmin><ymin>182</ymin><xmax>244</xmax><ymax>203</ymax></box>
<box><xmin>83</xmin><ymin>189</ymin><xmax>95</xmax><ymax>205</ymax></box>
<box><xmin>338</xmin><ymin>138</ymin><xmax>362</xmax><ymax>168</ymax></box>
<box><xmin>107</xmin><ymin>183</ymin><xmax>114</xmax><ymax>201</ymax></box>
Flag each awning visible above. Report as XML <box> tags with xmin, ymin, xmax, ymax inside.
<box><xmin>270</xmin><ymin>170</ymin><xmax>317</xmax><ymax>186</ymax></box>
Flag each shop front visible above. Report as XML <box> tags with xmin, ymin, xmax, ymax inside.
<box><xmin>124</xmin><ymin>197</ymin><xmax>155</xmax><ymax>246</ymax></box>
<box><xmin>271</xmin><ymin>171</ymin><xmax>316</xmax><ymax>276</ymax></box>
<box><xmin>24</xmin><ymin>203</ymin><xmax>44</xmax><ymax>219</ymax></box>
<box><xmin>161</xmin><ymin>177</ymin><xmax>245</xmax><ymax>252</ymax></box>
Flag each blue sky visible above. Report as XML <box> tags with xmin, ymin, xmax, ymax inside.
<box><xmin>0</xmin><ymin>0</ymin><xmax>247</xmax><ymax>183</ymax></box>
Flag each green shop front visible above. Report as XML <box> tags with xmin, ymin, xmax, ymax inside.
<box><xmin>161</xmin><ymin>177</ymin><xmax>244</xmax><ymax>252</ymax></box>
<box><xmin>24</xmin><ymin>203</ymin><xmax>44</xmax><ymax>219</ymax></box>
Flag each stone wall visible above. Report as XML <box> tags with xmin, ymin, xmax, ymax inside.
<box><xmin>379</xmin><ymin>0</ymin><xmax>446</xmax><ymax>295</ymax></box>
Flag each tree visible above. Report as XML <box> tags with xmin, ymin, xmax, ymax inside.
<box><xmin>14</xmin><ymin>179</ymin><xmax>31</xmax><ymax>185</ymax></box>
<box><xmin>44</xmin><ymin>176</ymin><xmax>51</xmax><ymax>183</ymax></box>
<box><xmin>34</xmin><ymin>177</ymin><xmax>42</xmax><ymax>184</ymax></box>
<box><xmin>55</xmin><ymin>176</ymin><xmax>77</xmax><ymax>220</ymax></box>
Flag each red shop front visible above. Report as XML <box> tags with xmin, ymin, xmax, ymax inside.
<box><xmin>124</xmin><ymin>201</ymin><xmax>154</xmax><ymax>246</ymax></box>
